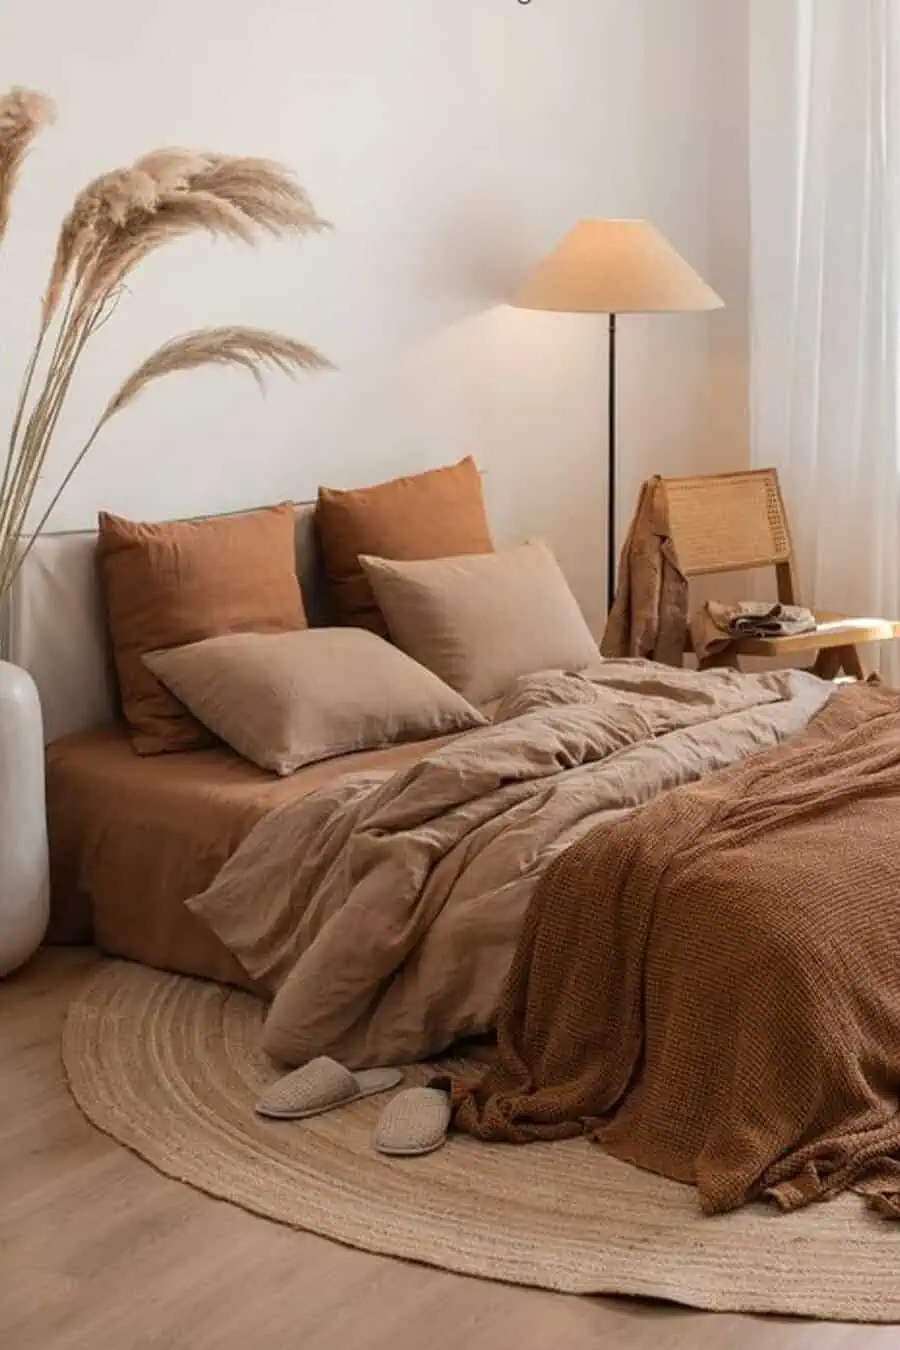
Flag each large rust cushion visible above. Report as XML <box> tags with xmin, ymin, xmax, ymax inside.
<box><xmin>315</xmin><ymin>457</ymin><xmax>493</xmax><ymax>634</ymax></box>
<box><xmin>97</xmin><ymin>503</ymin><xmax>307</xmax><ymax>756</ymax></box>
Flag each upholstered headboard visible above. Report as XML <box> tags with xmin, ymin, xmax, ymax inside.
<box><xmin>4</xmin><ymin>503</ymin><xmax>327</xmax><ymax>744</ymax></box>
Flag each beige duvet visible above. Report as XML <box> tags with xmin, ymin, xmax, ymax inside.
<box><xmin>189</xmin><ymin>661</ymin><xmax>832</xmax><ymax>1069</ymax></box>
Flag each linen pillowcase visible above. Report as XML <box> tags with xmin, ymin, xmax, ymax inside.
<box><xmin>143</xmin><ymin>628</ymin><xmax>487</xmax><ymax>776</ymax></box>
<box><xmin>97</xmin><ymin>504</ymin><xmax>306</xmax><ymax>756</ymax></box>
<box><xmin>360</xmin><ymin>540</ymin><xmax>600</xmax><ymax>705</ymax></box>
<box><xmin>315</xmin><ymin>456</ymin><xmax>494</xmax><ymax>635</ymax></box>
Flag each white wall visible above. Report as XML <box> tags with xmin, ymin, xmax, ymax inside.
<box><xmin>0</xmin><ymin>0</ymin><xmax>749</xmax><ymax>633</ymax></box>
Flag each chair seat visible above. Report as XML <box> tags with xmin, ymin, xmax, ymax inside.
<box><xmin>731</xmin><ymin>611</ymin><xmax>900</xmax><ymax>657</ymax></box>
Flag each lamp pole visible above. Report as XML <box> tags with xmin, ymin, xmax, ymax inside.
<box><xmin>607</xmin><ymin>312</ymin><xmax>617</xmax><ymax>612</ymax></box>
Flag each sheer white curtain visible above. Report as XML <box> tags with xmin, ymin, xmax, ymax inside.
<box><xmin>749</xmin><ymin>0</ymin><xmax>900</xmax><ymax>679</ymax></box>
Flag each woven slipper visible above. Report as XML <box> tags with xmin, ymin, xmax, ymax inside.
<box><xmin>256</xmin><ymin>1056</ymin><xmax>403</xmax><ymax>1120</ymax></box>
<box><xmin>374</xmin><ymin>1086</ymin><xmax>452</xmax><ymax>1156</ymax></box>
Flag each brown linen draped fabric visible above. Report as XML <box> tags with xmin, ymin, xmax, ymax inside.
<box><xmin>449</xmin><ymin>684</ymin><xmax>900</xmax><ymax>1221</ymax></box>
<box><xmin>601</xmin><ymin>475</ymin><xmax>687</xmax><ymax>666</ymax></box>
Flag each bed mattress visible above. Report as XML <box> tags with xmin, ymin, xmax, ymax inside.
<box><xmin>47</xmin><ymin>725</ymin><xmax>456</xmax><ymax>990</ymax></box>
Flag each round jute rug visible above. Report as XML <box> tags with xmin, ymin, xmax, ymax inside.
<box><xmin>63</xmin><ymin>961</ymin><xmax>900</xmax><ymax>1324</ymax></box>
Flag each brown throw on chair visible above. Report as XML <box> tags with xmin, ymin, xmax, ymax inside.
<box><xmin>450</xmin><ymin>682</ymin><xmax>900</xmax><ymax>1220</ymax></box>
<box><xmin>601</xmin><ymin>475</ymin><xmax>688</xmax><ymax>665</ymax></box>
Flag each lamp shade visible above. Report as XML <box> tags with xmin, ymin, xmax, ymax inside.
<box><xmin>511</xmin><ymin>219</ymin><xmax>724</xmax><ymax>315</ymax></box>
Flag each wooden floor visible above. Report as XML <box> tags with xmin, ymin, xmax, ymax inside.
<box><xmin>3</xmin><ymin>951</ymin><xmax>899</xmax><ymax>1350</ymax></box>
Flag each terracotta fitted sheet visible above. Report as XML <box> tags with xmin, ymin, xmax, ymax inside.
<box><xmin>46</xmin><ymin>725</ymin><xmax>456</xmax><ymax>990</ymax></box>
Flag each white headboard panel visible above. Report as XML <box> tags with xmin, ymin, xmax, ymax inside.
<box><xmin>5</xmin><ymin>502</ymin><xmax>326</xmax><ymax>744</ymax></box>
<box><xmin>8</xmin><ymin>531</ymin><xmax>119</xmax><ymax>744</ymax></box>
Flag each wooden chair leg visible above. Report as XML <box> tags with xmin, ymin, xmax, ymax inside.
<box><xmin>813</xmin><ymin>648</ymin><xmax>843</xmax><ymax>681</ymax></box>
<box><xmin>813</xmin><ymin>645</ymin><xmax>865</xmax><ymax>682</ymax></box>
<box><xmin>838</xmin><ymin>646</ymin><xmax>865</xmax><ymax>681</ymax></box>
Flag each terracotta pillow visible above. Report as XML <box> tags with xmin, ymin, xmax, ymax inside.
<box><xmin>361</xmin><ymin>540</ymin><xmax>599</xmax><ymax>705</ymax></box>
<box><xmin>315</xmin><ymin>457</ymin><xmax>493</xmax><ymax>634</ymax></box>
<box><xmin>97</xmin><ymin>504</ymin><xmax>306</xmax><ymax>755</ymax></box>
<box><xmin>144</xmin><ymin>628</ymin><xmax>487</xmax><ymax>776</ymax></box>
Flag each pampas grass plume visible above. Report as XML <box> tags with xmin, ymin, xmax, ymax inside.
<box><xmin>0</xmin><ymin>92</ymin><xmax>331</xmax><ymax>600</ymax></box>
<box><xmin>0</xmin><ymin>87</ymin><xmax>55</xmax><ymax>243</ymax></box>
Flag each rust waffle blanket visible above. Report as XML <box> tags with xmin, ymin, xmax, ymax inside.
<box><xmin>451</xmin><ymin>683</ymin><xmax>900</xmax><ymax>1219</ymax></box>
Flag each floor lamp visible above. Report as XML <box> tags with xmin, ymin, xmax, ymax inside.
<box><xmin>511</xmin><ymin>220</ymin><xmax>724</xmax><ymax>611</ymax></box>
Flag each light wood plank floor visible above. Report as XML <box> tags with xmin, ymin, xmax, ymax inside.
<box><xmin>2</xmin><ymin>949</ymin><xmax>899</xmax><ymax>1350</ymax></box>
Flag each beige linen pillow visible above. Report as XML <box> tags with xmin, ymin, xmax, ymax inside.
<box><xmin>360</xmin><ymin>541</ymin><xmax>599</xmax><ymax>704</ymax></box>
<box><xmin>143</xmin><ymin>628</ymin><xmax>487</xmax><ymax>776</ymax></box>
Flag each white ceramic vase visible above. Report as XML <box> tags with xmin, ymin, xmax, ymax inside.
<box><xmin>0</xmin><ymin>658</ymin><xmax>49</xmax><ymax>975</ymax></box>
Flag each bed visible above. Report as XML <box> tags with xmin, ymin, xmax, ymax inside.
<box><xmin>6</xmin><ymin>498</ymin><xmax>825</xmax><ymax>1005</ymax></box>
<box><xmin>5</xmin><ymin>502</ymin><xmax>832</xmax><ymax>1014</ymax></box>
<box><xmin>12</xmin><ymin>499</ymin><xmax>900</xmax><ymax>1220</ymax></box>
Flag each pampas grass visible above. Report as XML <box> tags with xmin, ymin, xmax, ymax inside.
<box><xmin>0</xmin><ymin>92</ymin><xmax>331</xmax><ymax>601</ymax></box>
<box><xmin>0</xmin><ymin>88</ymin><xmax>55</xmax><ymax>244</ymax></box>
<box><xmin>24</xmin><ymin>330</ymin><xmax>330</xmax><ymax>552</ymax></box>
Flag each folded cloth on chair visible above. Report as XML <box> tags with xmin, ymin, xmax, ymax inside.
<box><xmin>692</xmin><ymin>601</ymin><xmax>817</xmax><ymax>663</ymax></box>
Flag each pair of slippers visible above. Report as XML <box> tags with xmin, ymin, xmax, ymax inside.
<box><xmin>255</xmin><ymin>1055</ymin><xmax>451</xmax><ymax>1157</ymax></box>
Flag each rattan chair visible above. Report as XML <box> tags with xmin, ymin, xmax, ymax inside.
<box><xmin>663</xmin><ymin>468</ymin><xmax>900</xmax><ymax>679</ymax></box>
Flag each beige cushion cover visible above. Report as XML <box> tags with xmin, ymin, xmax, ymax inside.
<box><xmin>143</xmin><ymin>628</ymin><xmax>487</xmax><ymax>776</ymax></box>
<box><xmin>361</xmin><ymin>541</ymin><xmax>599</xmax><ymax>705</ymax></box>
